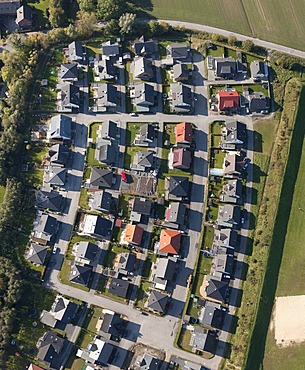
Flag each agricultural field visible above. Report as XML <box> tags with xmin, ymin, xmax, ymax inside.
<box><xmin>143</xmin><ymin>0</ymin><xmax>305</xmax><ymax>51</ymax></box>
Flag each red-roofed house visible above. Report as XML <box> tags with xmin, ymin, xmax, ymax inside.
<box><xmin>29</xmin><ymin>364</ymin><xmax>44</xmax><ymax>370</ymax></box>
<box><xmin>172</xmin><ymin>148</ymin><xmax>191</xmax><ymax>170</ymax></box>
<box><xmin>175</xmin><ymin>122</ymin><xmax>193</xmax><ymax>145</ymax></box>
<box><xmin>159</xmin><ymin>229</ymin><xmax>181</xmax><ymax>254</ymax></box>
<box><xmin>124</xmin><ymin>224</ymin><xmax>144</xmax><ymax>245</ymax></box>
<box><xmin>217</xmin><ymin>91</ymin><xmax>239</xmax><ymax>112</ymax></box>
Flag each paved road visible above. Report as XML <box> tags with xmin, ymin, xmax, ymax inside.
<box><xmin>153</xmin><ymin>19</ymin><xmax>305</xmax><ymax>60</ymax></box>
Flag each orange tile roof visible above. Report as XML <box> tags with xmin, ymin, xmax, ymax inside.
<box><xmin>217</xmin><ymin>91</ymin><xmax>239</xmax><ymax>110</ymax></box>
<box><xmin>124</xmin><ymin>224</ymin><xmax>143</xmax><ymax>245</ymax></box>
<box><xmin>159</xmin><ymin>229</ymin><xmax>181</xmax><ymax>254</ymax></box>
<box><xmin>175</xmin><ymin>122</ymin><xmax>193</xmax><ymax>144</ymax></box>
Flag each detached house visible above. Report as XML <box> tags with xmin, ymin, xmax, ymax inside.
<box><xmin>215</xmin><ymin>57</ymin><xmax>237</xmax><ymax>79</ymax></box>
<box><xmin>147</xmin><ymin>290</ymin><xmax>169</xmax><ymax>314</ymax></box>
<box><xmin>102</xmin><ymin>40</ymin><xmax>120</xmax><ymax>58</ymax></box>
<box><xmin>134</xmin><ymin>35</ymin><xmax>156</xmax><ymax>56</ymax></box>
<box><xmin>68</xmin><ymin>41</ymin><xmax>86</xmax><ymax>63</ymax></box>
<box><xmin>166</xmin><ymin>43</ymin><xmax>189</xmax><ymax>60</ymax></box>
<box><xmin>220</xmin><ymin>179</ymin><xmax>243</xmax><ymax>204</ymax></box>
<box><xmin>249</xmin><ymin>92</ymin><xmax>269</xmax><ymax>114</ymax></box>
<box><xmin>95</xmin><ymin>144</ymin><xmax>116</xmax><ymax>165</ymax></box>
<box><xmin>159</xmin><ymin>229</ymin><xmax>181</xmax><ymax>255</ymax></box>
<box><xmin>90</xmin><ymin>190</ymin><xmax>113</xmax><ymax>213</ymax></box>
<box><xmin>191</xmin><ymin>327</ymin><xmax>218</xmax><ymax>354</ymax></box>
<box><xmin>16</xmin><ymin>5</ymin><xmax>32</xmax><ymax>29</ymax></box>
<box><xmin>47</xmin><ymin>114</ymin><xmax>72</xmax><ymax>143</ymax></box>
<box><xmin>40</xmin><ymin>295</ymin><xmax>78</xmax><ymax>328</ymax></box>
<box><xmin>173</xmin><ymin>63</ymin><xmax>189</xmax><ymax>82</ymax></box>
<box><xmin>26</xmin><ymin>244</ymin><xmax>48</xmax><ymax>265</ymax></box>
<box><xmin>223</xmin><ymin>154</ymin><xmax>245</xmax><ymax>177</ymax></box>
<box><xmin>201</xmin><ymin>301</ymin><xmax>226</xmax><ymax>330</ymax></box>
<box><xmin>169</xmin><ymin>84</ymin><xmax>192</xmax><ymax>113</ymax></box>
<box><xmin>213</xmin><ymin>228</ymin><xmax>238</xmax><ymax>250</ymax></box>
<box><xmin>250</xmin><ymin>60</ymin><xmax>268</xmax><ymax>82</ymax></box>
<box><xmin>72</xmin><ymin>241</ymin><xmax>99</xmax><ymax>266</ymax></box>
<box><xmin>217</xmin><ymin>204</ymin><xmax>241</xmax><ymax>228</ymax></box>
<box><xmin>205</xmin><ymin>274</ymin><xmax>229</xmax><ymax>304</ymax></box>
<box><xmin>124</xmin><ymin>224</ymin><xmax>144</xmax><ymax>246</ymax></box>
<box><xmin>220</xmin><ymin>120</ymin><xmax>247</xmax><ymax>150</ymax></box>
<box><xmin>217</xmin><ymin>90</ymin><xmax>239</xmax><ymax>112</ymax></box>
<box><xmin>70</xmin><ymin>263</ymin><xmax>92</xmax><ymax>286</ymax></box>
<box><xmin>48</xmin><ymin>143</ymin><xmax>70</xmax><ymax>167</ymax></box>
<box><xmin>175</xmin><ymin>122</ymin><xmax>193</xmax><ymax>146</ymax></box>
<box><xmin>88</xmin><ymin>167</ymin><xmax>114</xmax><ymax>190</ymax></box>
<box><xmin>132</xmin><ymin>150</ymin><xmax>155</xmax><ymax>171</ymax></box>
<box><xmin>168</xmin><ymin>176</ymin><xmax>189</xmax><ymax>201</ymax></box>
<box><xmin>130</xmin><ymin>83</ymin><xmax>155</xmax><ymax>113</ymax></box>
<box><xmin>93</xmin><ymin>84</ymin><xmax>118</xmax><ymax>112</ymax></box>
<box><xmin>153</xmin><ymin>257</ymin><xmax>177</xmax><ymax>291</ymax></box>
<box><xmin>82</xmin><ymin>214</ymin><xmax>114</xmax><ymax>238</ymax></box>
<box><xmin>133</xmin><ymin>57</ymin><xmax>154</xmax><ymax>80</ymax></box>
<box><xmin>59</xmin><ymin>83</ymin><xmax>80</xmax><ymax>112</ymax></box>
<box><xmin>36</xmin><ymin>189</ymin><xmax>63</xmax><ymax>212</ymax></box>
<box><xmin>59</xmin><ymin>63</ymin><xmax>78</xmax><ymax>82</ymax></box>
<box><xmin>172</xmin><ymin>148</ymin><xmax>191</xmax><ymax>170</ymax></box>
<box><xmin>37</xmin><ymin>331</ymin><xmax>67</xmax><ymax>370</ymax></box>
<box><xmin>32</xmin><ymin>213</ymin><xmax>58</xmax><ymax>245</ymax></box>
<box><xmin>165</xmin><ymin>202</ymin><xmax>186</xmax><ymax>229</ymax></box>
<box><xmin>134</xmin><ymin>123</ymin><xmax>156</xmax><ymax>145</ymax></box>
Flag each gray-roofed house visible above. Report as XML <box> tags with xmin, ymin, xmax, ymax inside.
<box><xmin>40</xmin><ymin>295</ymin><xmax>78</xmax><ymax>328</ymax></box>
<box><xmin>99</xmin><ymin>120</ymin><xmax>117</xmax><ymax>141</ymax></box>
<box><xmin>223</xmin><ymin>154</ymin><xmax>244</xmax><ymax>177</ymax></box>
<box><xmin>133</xmin><ymin>57</ymin><xmax>154</xmax><ymax>80</ymax></box>
<box><xmin>68</xmin><ymin>41</ymin><xmax>86</xmax><ymax>63</ymax></box>
<box><xmin>214</xmin><ymin>57</ymin><xmax>237</xmax><ymax>79</ymax></box>
<box><xmin>166</xmin><ymin>43</ymin><xmax>189</xmax><ymax>60</ymax></box>
<box><xmin>109</xmin><ymin>277</ymin><xmax>130</xmax><ymax>298</ymax></box>
<box><xmin>94</xmin><ymin>54</ymin><xmax>116</xmax><ymax>80</ymax></box>
<box><xmin>77</xmin><ymin>337</ymin><xmax>116</xmax><ymax>366</ymax></box>
<box><xmin>169</xmin><ymin>84</ymin><xmax>192</xmax><ymax>113</ymax></box>
<box><xmin>36</xmin><ymin>189</ymin><xmax>63</xmax><ymax>212</ymax></box>
<box><xmin>220</xmin><ymin>120</ymin><xmax>247</xmax><ymax>150</ymax></box>
<box><xmin>88</xmin><ymin>167</ymin><xmax>114</xmax><ymax>189</ymax></box>
<box><xmin>47</xmin><ymin>114</ymin><xmax>72</xmax><ymax>142</ymax></box>
<box><xmin>130</xmin><ymin>83</ymin><xmax>155</xmax><ymax>112</ymax></box>
<box><xmin>59</xmin><ymin>63</ymin><xmax>78</xmax><ymax>82</ymax></box>
<box><xmin>16</xmin><ymin>5</ymin><xmax>32</xmax><ymax>29</ymax></box>
<box><xmin>134</xmin><ymin>123</ymin><xmax>155</xmax><ymax>145</ymax></box>
<box><xmin>132</xmin><ymin>150</ymin><xmax>155</xmax><ymax>171</ymax></box>
<box><xmin>153</xmin><ymin>257</ymin><xmax>177</xmax><ymax>291</ymax></box>
<box><xmin>201</xmin><ymin>301</ymin><xmax>226</xmax><ymax>330</ymax></box>
<box><xmin>165</xmin><ymin>202</ymin><xmax>186</xmax><ymax>228</ymax></box>
<box><xmin>90</xmin><ymin>190</ymin><xmax>112</xmax><ymax>213</ymax></box>
<box><xmin>117</xmin><ymin>252</ymin><xmax>137</xmax><ymax>274</ymax></box>
<box><xmin>173</xmin><ymin>63</ymin><xmax>189</xmax><ymax>82</ymax></box>
<box><xmin>213</xmin><ymin>229</ymin><xmax>238</xmax><ymax>250</ymax></box>
<box><xmin>73</xmin><ymin>241</ymin><xmax>98</xmax><ymax>266</ymax></box>
<box><xmin>95</xmin><ymin>144</ymin><xmax>116</xmax><ymax>165</ymax></box>
<box><xmin>206</xmin><ymin>275</ymin><xmax>229</xmax><ymax>303</ymax></box>
<box><xmin>69</xmin><ymin>263</ymin><xmax>92</xmax><ymax>286</ymax></box>
<box><xmin>45</xmin><ymin>166</ymin><xmax>67</xmax><ymax>187</ymax></box>
<box><xmin>82</xmin><ymin>214</ymin><xmax>114</xmax><ymax>238</ymax></box>
<box><xmin>33</xmin><ymin>214</ymin><xmax>58</xmax><ymax>245</ymax></box>
<box><xmin>220</xmin><ymin>179</ymin><xmax>243</xmax><ymax>204</ymax></box>
<box><xmin>213</xmin><ymin>254</ymin><xmax>234</xmax><ymax>276</ymax></box>
<box><xmin>250</xmin><ymin>60</ymin><xmax>268</xmax><ymax>82</ymax></box>
<box><xmin>249</xmin><ymin>92</ymin><xmax>269</xmax><ymax>114</ymax></box>
<box><xmin>168</xmin><ymin>176</ymin><xmax>189</xmax><ymax>201</ymax></box>
<box><xmin>0</xmin><ymin>0</ymin><xmax>20</xmax><ymax>15</ymax></box>
<box><xmin>130</xmin><ymin>197</ymin><xmax>152</xmax><ymax>223</ymax></box>
<box><xmin>191</xmin><ymin>327</ymin><xmax>218</xmax><ymax>354</ymax></box>
<box><xmin>147</xmin><ymin>290</ymin><xmax>169</xmax><ymax>314</ymax></box>
<box><xmin>102</xmin><ymin>40</ymin><xmax>120</xmax><ymax>57</ymax></box>
<box><xmin>48</xmin><ymin>143</ymin><xmax>70</xmax><ymax>167</ymax></box>
<box><xmin>59</xmin><ymin>83</ymin><xmax>80</xmax><ymax>111</ymax></box>
<box><xmin>136</xmin><ymin>353</ymin><xmax>161</xmax><ymax>370</ymax></box>
<box><xmin>93</xmin><ymin>84</ymin><xmax>118</xmax><ymax>111</ymax></box>
<box><xmin>99</xmin><ymin>311</ymin><xmax>127</xmax><ymax>341</ymax></box>
<box><xmin>37</xmin><ymin>330</ymin><xmax>66</xmax><ymax>370</ymax></box>
<box><xmin>172</xmin><ymin>147</ymin><xmax>192</xmax><ymax>170</ymax></box>
<box><xmin>134</xmin><ymin>35</ymin><xmax>156</xmax><ymax>56</ymax></box>
<box><xmin>26</xmin><ymin>244</ymin><xmax>48</xmax><ymax>265</ymax></box>
<box><xmin>217</xmin><ymin>204</ymin><xmax>241</xmax><ymax>228</ymax></box>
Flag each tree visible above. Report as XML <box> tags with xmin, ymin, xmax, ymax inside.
<box><xmin>242</xmin><ymin>39</ymin><xmax>254</xmax><ymax>52</ymax></box>
<box><xmin>75</xmin><ymin>11</ymin><xmax>97</xmax><ymax>37</ymax></box>
<box><xmin>104</xmin><ymin>19</ymin><xmax>119</xmax><ymax>35</ymax></box>
<box><xmin>78</xmin><ymin>0</ymin><xmax>96</xmax><ymax>12</ymax></box>
<box><xmin>119</xmin><ymin>12</ymin><xmax>136</xmax><ymax>35</ymax></box>
<box><xmin>228</xmin><ymin>35</ymin><xmax>237</xmax><ymax>46</ymax></box>
<box><xmin>48</xmin><ymin>0</ymin><xmax>68</xmax><ymax>27</ymax></box>
<box><xmin>97</xmin><ymin>0</ymin><xmax>126</xmax><ymax>21</ymax></box>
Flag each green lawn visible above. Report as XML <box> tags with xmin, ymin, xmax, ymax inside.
<box><xmin>145</xmin><ymin>0</ymin><xmax>305</xmax><ymax>51</ymax></box>
<box><xmin>76</xmin><ymin>306</ymin><xmax>104</xmax><ymax>349</ymax></box>
<box><xmin>126</xmin><ymin>123</ymin><xmax>144</xmax><ymax>145</ymax></box>
<box><xmin>0</xmin><ymin>184</ymin><xmax>6</xmax><ymax>203</ymax></box>
<box><xmin>65</xmin><ymin>354</ymin><xmax>85</xmax><ymax>370</ymax></box>
<box><xmin>207</xmin><ymin>45</ymin><xmax>224</xmax><ymax>58</ymax></box>
<box><xmin>79</xmin><ymin>188</ymin><xmax>90</xmax><ymax>210</ymax></box>
<box><xmin>178</xmin><ymin>328</ymin><xmax>193</xmax><ymax>352</ymax></box>
<box><xmin>28</xmin><ymin>0</ymin><xmax>49</xmax><ymax>28</ymax></box>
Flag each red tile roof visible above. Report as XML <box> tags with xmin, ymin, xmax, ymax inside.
<box><xmin>124</xmin><ymin>224</ymin><xmax>143</xmax><ymax>245</ymax></box>
<box><xmin>159</xmin><ymin>229</ymin><xmax>181</xmax><ymax>254</ymax></box>
<box><xmin>217</xmin><ymin>91</ymin><xmax>239</xmax><ymax>110</ymax></box>
<box><xmin>175</xmin><ymin>122</ymin><xmax>193</xmax><ymax>143</ymax></box>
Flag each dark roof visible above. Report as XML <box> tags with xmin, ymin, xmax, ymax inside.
<box><xmin>49</xmin><ymin>114</ymin><xmax>72</xmax><ymax>141</ymax></box>
<box><xmin>167</xmin><ymin>43</ymin><xmax>188</xmax><ymax>59</ymax></box>
<box><xmin>139</xmin><ymin>354</ymin><xmax>161</xmax><ymax>370</ymax></box>
<box><xmin>165</xmin><ymin>202</ymin><xmax>186</xmax><ymax>225</ymax></box>
<box><xmin>53</xmin><ymin>296</ymin><xmax>78</xmax><ymax>324</ymax></box>
<box><xmin>61</xmin><ymin>84</ymin><xmax>80</xmax><ymax>107</ymax></box>
<box><xmin>213</xmin><ymin>228</ymin><xmax>238</xmax><ymax>248</ymax></box>
<box><xmin>68</xmin><ymin>41</ymin><xmax>84</xmax><ymax>61</ymax></box>
<box><xmin>140</xmin><ymin>123</ymin><xmax>155</xmax><ymax>142</ymax></box>
<box><xmin>102</xmin><ymin>41</ymin><xmax>120</xmax><ymax>56</ymax></box>
<box><xmin>91</xmin><ymin>190</ymin><xmax>112</xmax><ymax>212</ymax></box>
<box><xmin>59</xmin><ymin>63</ymin><xmax>78</xmax><ymax>81</ymax></box>
<box><xmin>96</xmin><ymin>144</ymin><xmax>116</xmax><ymax>164</ymax></box>
<box><xmin>89</xmin><ymin>168</ymin><xmax>113</xmax><ymax>188</ymax></box>
<box><xmin>169</xmin><ymin>176</ymin><xmax>189</xmax><ymax>197</ymax></box>
<box><xmin>109</xmin><ymin>278</ymin><xmax>130</xmax><ymax>298</ymax></box>
<box><xmin>76</xmin><ymin>242</ymin><xmax>98</xmax><ymax>263</ymax></box>
<box><xmin>0</xmin><ymin>0</ymin><xmax>20</xmax><ymax>15</ymax></box>
<box><xmin>36</xmin><ymin>190</ymin><xmax>63</xmax><ymax>212</ymax></box>
<box><xmin>215</xmin><ymin>58</ymin><xmax>237</xmax><ymax>77</ymax></box>
<box><xmin>27</xmin><ymin>244</ymin><xmax>48</xmax><ymax>265</ymax></box>
<box><xmin>16</xmin><ymin>5</ymin><xmax>32</xmax><ymax>23</ymax></box>
<box><xmin>155</xmin><ymin>257</ymin><xmax>177</xmax><ymax>281</ymax></box>
<box><xmin>134</xmin><ymin>36</ymin><xmax>156</xmax><ymax>56</ymax></box>
<box><xmin>147</xmin><ymin>290</ymin><xmax>169</xmax><ymax>313</ymax></box>
<box><xmin>118</xmin><ymin>252</ymin><xmax>136</xmax><ymax>272</ymax></box>
<box><xmin>192</xmin><ymin>327</ymin><xmax>218</xmax><ymax>353</ymax></box>
<box><xmin>45</xmin><ymin>166</ymin><xmax>67</xmax><ymax>186</ymax></box>
<box><xmin>100</xmin><ymin>312</ymin><xmax>125</xmax><ymax>340</ymax></box>
<box><xmin>134</xmin><ymin>150</ymin><xmax>154</xmax><ymax>167</ymax></box>
<box><xmin>173</xmin><ymin>63</ymin><xmax>189</xmax><ymax>80</ymax></box>
<box><xmin>133</xmin><ymin>57</ymin><xmax>154</xmax><ymax>80</ymax></box>
<box><xmin>37</xmin><ymin>331</ymin><xmax>65</xmax><ymax>368</ymax></box>
<box><xmin>69</xmin><ymin>264</ymin><xmax>92</xmax><ymax>286</ymax></box>
<box><xmin>222</xmin><ymin>120</ymin><xmax>247</xmax><ymax>148</ymax></box>
<box><xmin>48</xmin><ymin>143</ymin><xmax>70</xmax><ymax>166</ymax></box>
<box><xmin>132</xmin><ymin>198</ymin><xmax>152</xmax><ymax>215</ymax></box>
<box><xmin>202</xmin><ymin>301</ymin><xmax>225</xmax><ymax>329</ymax></box>
<box><xmin>100</xmin><ymin>120</ymin><xmax>117</xmax><ymax>140</ymax></box>
<box><xmin>206</xmin><ymin>278</ymin><xmax>229</xmax><ymax>303</ymax></box>
<box><xmin>37</xmin><ymin>214</ymin><xmax>58</xmax><ymax>235</ymax></box>
<box><xmin>249</xmin><ymin>92</ymin><xmax>268</xmax><ymax>113</ymax></box>
<box><xmin>94</xmin><ymin>216</ymin><xmax>113</xmax><ymax>237</ymax></box>
<box><xmin>214</xmin><ymin>254</ymin><xmax>235</xmax><ymax>275</ymax></box>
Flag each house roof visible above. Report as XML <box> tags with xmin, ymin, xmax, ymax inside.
<box><xmin>59</xmin><ymin>63</ymin><xmax>78</xmax><ymax>81</ymax></box>
<box><xmin>68</xmin><ymin>41</ymin><xmax>84</xmax><ymax>61</ymax></box>
<box><xmin>36</xmin><ymin>189</ymin><xmax>63</xmax><ymax>212</ymax></box>
<box><xmin>16</xmin><ymin>5</ymin><xmax>31</xmax><ymax>23</ymax></box>
<box><xmin>91</xmin><ymin>190</ymin><xmax>112</xmax><ymax>212</ymax></box>
<box><xmin>95</xmin><ymin>84</ymin><xmax>118</xmax><ymax>107</ymax></box>
<box><xmin>51</xmin><ymin>295</ymin><xmax>78</xmax><ymax>324</ymax></box>
<box><xmin>167</xmin><ymin>43</ymin><xmax>188</xmax><ymax>59</ymax></box>
<box><xmin>89</xmin><ymin>167</ymin><xmax>113</xmax><ymax>188</ymax></box>
<box><xmin>87</xmin><ymin>337</ymin><xmax>115</xmax><ymax>365</ymax></box>
<box><xmin>132</xmin><ymin>83</ymin><xmax>155</xmax><ymax>110</ymax></box>
<box><xmin>49</xmin><ymin>114</ymin><xmax>72</xmax><ymax>141</ymax></box>
<box><xmin>192</xmin><ymin>327</ymin><xmax>218</xmax><ymax>353</ymax></box>
<box><xmin>202</xmin><ymin>301</ymin><xmax>224</xmax><ymax>329</ymax></box>
<box><xmin>134</xmin><ymin>150</ymin><xmax>154</xmax><ymax>167</ymax></box>
<box><xmin>75</xmin><ymin>242</ymin><xmax>98</xmax><ymax>263</ymax></box>
<box><xmin>117</xmin><ymin>252</ymin><xmax>136</xmax><ymax>272</ymax></box>
<box><xmin>173</xmin><ymin>63</ymin><xmax>189</xmax><ymax>80</ymax></box>
<box><xmin>155</xmin><ymin>257</ymin><xmax>177</xmax><ymax>280</ymax></box>
<box><xmin>217</xmin><ymin>91</ymin><xmax>239</xmax><ymax>110</ymax></box>
<box><xmin>102</xmin><ymin>40</ymin><xmax>120</xmax><ymax>56</ymax></box>
<box><xmin>215</xmin><ymin>57</ymin><xmax>237</xmax><ymax>77</ymax></box>
<box><xmin>222</xmin><ymin>120</ymin><xmax>247</xmax><ymax>147</ymax></box>
<box><xmin>48</xmin><ymin>143</ymin><xmax>70</xmax><ymax>166</ymax></box>
<box><xmin>175</xmin><ymin>122</ymin><xmax>193</xmax><ymax>144</ymax></box>
<box><xmin>250</xmin><ymin>60</ymin><xmax>266</xmax><ymax>77</ymax></box>
<box><xmin>159</xmin><ymin>229</ymin><xmax>181</xmax><ymax>254</ymax></box>
<box><xmin>96</xmin><ymin>56</ymin><xmax>116</xmax><ymax>79</ymax></box>
<box><xmin>134</xmin><ymin>36</ymin><xmax>156</xmax><ymax>56</ymax></box>
<box><xmin>170</xmin><ymin>84</ymin><xmax>192</xmax><ymax>111</ymax></box>
<box><xmin>83</xmin><ymin>214</ymin><xmax>113</xmax><ymax>237</ymax></box>
<box><xmin>45</xmin><ymin>166</ymin><xmax>67</xmax><ymax>186</ymax></box>
<box><xmin>221</xmin><ymin>179</ymin><xmax>243</xmax><ymax>202</ymax></box>
<box><xmin>109</xmin><ymin>277</ymin><xmax>130</xmax><ymax>298</ymax></box>
<box><xmin>165</xmin><ymin>202</ymin><xmax>186</xmax><ymax>225</ymax></box>
<box><xmin>206</xmin><ymin>277</ymin><xmax>229</xmax><ymax>303</ymax></box>
<box><xmin>213</xmin><ymin>228</ymin><xmax>238</xmax><ymax>249</ymax></box>
<box><xmin>133</xmin><ymin>57</ymin><xmax>154</xmax><ymax>80</ymax></box>
<box><xmin>214</xmin><ymin>254</ymin><xmax>234</xmax><ymax>275</ymax></box>
<box><xmin>100</xmin><ymin>312</ymin><xmax>125</xmax><ymax>340</ymax></box>
<box><xmin>139</xmin><ymin>123</ymin><xmax>155</xmax><ymax>141</ymax></box>
<box><xmin>96</xmin><ymin>144</ymin><xmax>116</xmax><ymax>164</ymax></box>
<box><xmin>138</xmin><ymin>353</ymin><xmax>161</xmax><ymax>370</ymax></box>
<box><xmin>224</xmin><ymin>154</ymin><xmax>244</xmax><ymax>175</ymax></box>
<box><xmin>169</xmin><ymin>176</ymin><xmax>189</xmax><ymax>197</ymax></box>
<box><xmin>0</xmin><ymin>0</ymin><xmax>20</xmax><ymax>15</ymax></box>
<box><xmin>147</xmin><ymin>290</ymin><xmax>169</xmax><ymax>313</ymax></box>
<box><xmin>37</xmin><ymin>330</ymin><xmax>65</xmax><ymax>368</ymax></box>
<box><xmin>27</xmin><ymin>244</ymin><xmax>48</xmax><ymax>265</ymax></box>
<box><xmin>28</xmin><ymin>364</ymin><xmax>44</xmax><ymax>370</ymax></box>
<box><xmin>69</xmin><ymin>263</ymin><xmax>92</xmax><ymax>285</ymax></box>
<box><xmin>218</xmin><ymin>204</ymin><xmax>241</xmax><ymax>226</ymax></box>
<box><xmin>124</xmin><ymin>224</ymin><xmax>144</xmax><ymax>245</ymax></box>
<box><xmin>132</xmin><ymin>197</ymin><xmax>152</xmax><ymax>215</ymax></box>
<box><xmin>172</xmin><ymin>148</ymin><xmax>192</xmax><ymax>169</ymax></box>
<box><xmin>249</xmin><ymin>92</ymin><xmax>268</xmax><ymax>112</ymax></box>
<box><xmin>35</xmin><ymin>214</ymin><xmax>57</xmax><ymax>235</ymax></box>
<box><xmin>100</xmin><ymin>120</ymin><xmax>117</xmax><ymax>140</ymax></box>
<box><xmin>61</xmin><ymin>83</ymin><xmax>80</xmax><ymax>107</ymax></box>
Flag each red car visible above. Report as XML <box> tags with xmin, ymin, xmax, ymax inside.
<box><xmin>121</xmin><ymin>172</ymin><xmax>127</xmax><ymax>182</ymax></box>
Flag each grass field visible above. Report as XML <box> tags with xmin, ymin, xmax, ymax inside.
<box><xmin>141</xmin><ymin>0</ymin><xmax>305</xmax><ymax>51</ymax></box>
<box><xmin>262</xmin><ymin>85</ymin><xmax>305</xmax><ymax>370</ymax></box>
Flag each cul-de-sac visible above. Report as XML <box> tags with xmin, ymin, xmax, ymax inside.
<box><xmin>0</xmin><ymin>2</ymin><xmax>305</xmax><ymax>370</ymax></box>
